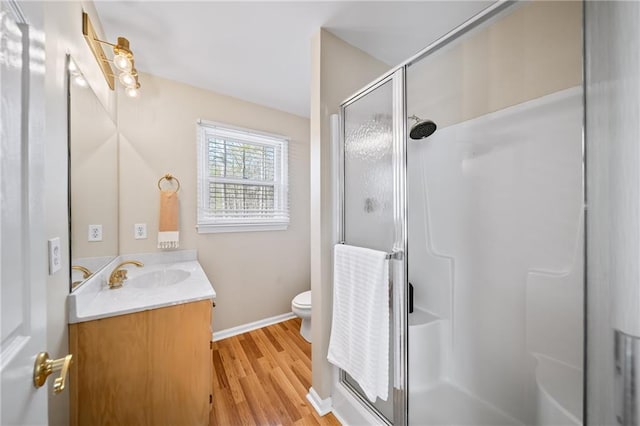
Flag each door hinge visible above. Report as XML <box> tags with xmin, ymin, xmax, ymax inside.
<box><xmin>210</xmin><ymin>341</ymin><xmax>213</xmax><ymax>350</ymax></box>
<box><xmin>209</xmin><ymin>394</ymin><xmax>213</xmax><ymax>404</ymax></box>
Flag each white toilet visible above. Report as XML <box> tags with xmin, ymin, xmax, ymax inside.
<box><xmin>291</xmin><ymin>290</ymin><xmax>312</xmax><ymax>343</ymax></box>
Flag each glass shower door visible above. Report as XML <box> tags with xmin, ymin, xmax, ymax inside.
<box><xmin>405</xmin><ymin>2</ymin><xmax>584</xmax><ymax>425</ymax></box>
<box><xmin>339</xmin><ymin>69</ymin><xmax>407</xmax><ymax>425</ymax></box>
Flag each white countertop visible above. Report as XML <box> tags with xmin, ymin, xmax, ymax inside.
<box><xmin>68</xmin><ymin>250</ymin><xmax>216</xmax><ymax>324</ymax></box>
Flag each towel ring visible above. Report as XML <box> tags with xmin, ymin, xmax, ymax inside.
<box><xmin>157</xmin><ymin>173</ymin><xmax>180</xmax><ymax>192</ymax></box>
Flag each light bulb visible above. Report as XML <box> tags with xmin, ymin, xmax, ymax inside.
<box><xmin>113</xmin><ymin>53</ymin><xmax>132</xmax><ymax>72</ymax></box>
<box><xmin>73</xmin><ymin>75</ymin><xmax>88</xmax><ymax>88</ymax></box>
<box><xmin>125</xmin><ymin>86</ymin><xmax>140</xmax><ymax>98</ymax></box>
<box><xmin>119</xmin><ymin>72</ymin><xmax>136</xmax><ymax>88</ymax></box>
<box><xmin>68</xmin><ymin>60</ymin><xmax>78</xmax><ymax>74</ymax></box>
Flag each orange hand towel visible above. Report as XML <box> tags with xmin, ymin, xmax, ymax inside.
<box><xmin>158</xmin><ymin>190</ymin><xmax>179</xmax><ymax>249</ymax></box>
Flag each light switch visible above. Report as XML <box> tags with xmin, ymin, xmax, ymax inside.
<box><xmin>134</xmin><ymin>223</ymin><xmax>147</xmax><ymax>239</ymax></box>
<box><xmin>88</xmin><ymin>224</ymin><xmax>102</xmax><ymax>242</ymax></box>
<box><xmin>48</xmin><ymin>238</ymin><xmax>61</xmax><ymax>275</ymax></box>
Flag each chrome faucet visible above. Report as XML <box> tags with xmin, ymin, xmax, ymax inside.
<box><xmin>108</xmin><ymin>261</ymin><xmax>144</xmax><ymax>289</ymax></box>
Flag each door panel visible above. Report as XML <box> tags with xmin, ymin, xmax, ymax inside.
<box><xmin>340</xmin><ymin>69</ymin><xmax>407</xmax><ymax>425</ymax></box>
<box><xmin>0</xmin><ymin>1</ymin><xmax>48</xmax><ymax>424</ymax></box>
<box><xmin>585</xmin><ymin>2</ymin><xmax>640</xmax><ymax>424</ymax></box>
<box><xmin>343</xmin><ymin>78</ymin><xmax>395</xmax><ymax>423</ymax></box>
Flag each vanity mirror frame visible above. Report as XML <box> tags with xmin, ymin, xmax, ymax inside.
<box><xmin>67</xmin><ymin>54</ymin><xmax>119</xmax><ymax>292</ymax></box>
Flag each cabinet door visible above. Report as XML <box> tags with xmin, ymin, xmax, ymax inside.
<box><xmin>70</xmin><ymin>312</ymin><xmax>151</xmax><ymax>426</ymax></box>
<box><xmin>70</xmin><ymin>301</ymin><xmax>213</xmax><ymax>426</ymax></box>
<box><xmin>149</xmin><ymin>300</ymin><xmax>212</xmax><ymax>426</ymax></box>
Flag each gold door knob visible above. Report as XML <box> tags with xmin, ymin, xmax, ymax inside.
<box><xmin>33</xmin><ymin>352</ymin><xmax>73</xmax><ymax>394</ymax></box>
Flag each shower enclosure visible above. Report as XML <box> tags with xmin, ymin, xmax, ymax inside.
<box><xmin>337</xmin><ymin>2</ymin><xmax>587</xmax><ymax>425</ymax></box>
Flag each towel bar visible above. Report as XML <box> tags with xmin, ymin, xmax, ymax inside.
<box><xmin>338</xmin><ymin>242</ymin><xmax>403</xmax><ymax>260</ymax></box>
<box><xmin>386</xmin><ymin>250</ymin><xmax>404</xmax><ymax>260</ymax></box>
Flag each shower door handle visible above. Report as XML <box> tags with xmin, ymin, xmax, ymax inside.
<box><xmin>615</xmin><ymin>329</ymin><xmax>640</xmax><ymax>425</ymax></box>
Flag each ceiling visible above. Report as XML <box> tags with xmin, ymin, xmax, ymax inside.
<box><xmin>94</xmin><ymin>1</ymin><xmax>494</xmax><ymax>118</ymax></box>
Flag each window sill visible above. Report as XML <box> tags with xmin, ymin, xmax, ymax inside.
<box><xmin>196</xmin><ymin>222</ymin><xmax>289</xmax><ymax>234</ymax></box>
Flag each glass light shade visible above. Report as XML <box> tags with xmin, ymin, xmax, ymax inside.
<box><xmin>119</xmin><ymin>72</ymin><xmax>136</xmax><ymax>88</ymax></box>
<box><xmin>125</xmin><ymin>86</ymin><xmax>140</xmax><ymax>98</ymax></box>
<box><xmin>113</xmin><ymin>53</ymin><xmax>132</xmax><ymax>72</ymax></box>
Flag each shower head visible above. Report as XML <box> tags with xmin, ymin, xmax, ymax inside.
<box><xmin>409</xmin><ymin>115</ymin><xmax>437</xmax><ymax>140</ymax></box>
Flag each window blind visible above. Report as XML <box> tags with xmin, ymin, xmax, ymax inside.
<box><xmin>197</xmin><ymin>121</ymin><xmax>289</xmax><ymax>232</ymax></box>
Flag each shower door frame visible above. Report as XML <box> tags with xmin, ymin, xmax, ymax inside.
<box><xmin>337</xmin><ymin>68</ymin><xmax>408</xmax><ymax>426</ymax></box>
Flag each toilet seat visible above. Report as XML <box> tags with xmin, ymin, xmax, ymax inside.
<box><xmin>292</xmin><ymin>290</ymin><xmax>311</xmax><ymax>309</ymax></box>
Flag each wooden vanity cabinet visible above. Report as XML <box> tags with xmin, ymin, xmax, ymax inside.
<box><xmin>69</xmin><ymin>299</ymin><xmax>213</xmax><ymax>426</ymax></box>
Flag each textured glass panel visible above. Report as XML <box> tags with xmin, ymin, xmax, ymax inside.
<box><xmin>344</xmin><ymin>80</ymin><xmax>394</xmax><ymax>253</ymax></box>
<box><xmin>343</xmin><ymin>79</ymin><xmax>395</xmax><ymax>422</ymax></box>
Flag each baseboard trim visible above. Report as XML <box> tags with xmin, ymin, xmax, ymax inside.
<box><xmin>330</xmin><ymin>408</ymin><xmax>349</xmax><ymax>426</ymax></box>
<box><xmin>306</xmin><ymin>387</ymin><xmax>333</xmax><ymax>417</ymax></box>
<box><xmin>212</xmin><ymin>312</ymin><xmax>296</xmax><ymax>341</ymax></box>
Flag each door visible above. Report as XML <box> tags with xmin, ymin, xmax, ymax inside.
<box><xmin>339</xmin><ymin>68</ymin><xmax>407</xmax><ymax>425</ymax></box>
<box><xmin>1</xmin><ymin>1</ymin><xmax>49</xmax><ymax>424</ymax></box>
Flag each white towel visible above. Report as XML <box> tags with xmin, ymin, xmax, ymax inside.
<box><xmin>327</xmin><ymin>244</ymin><xmax>389</xmax><ymax>402</ymax></box>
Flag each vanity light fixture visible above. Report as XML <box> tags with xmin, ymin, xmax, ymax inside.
<box><xmin>125</xmin><ymin>83</ymin><xmax>141</xmax><ymax>98</ymax></box>
<box><xmin>112</xmin><ymin>37</ymin><xmax>133</xmax><ymax>72</ymax></box>
<box><xmin>81</xmin><ymin>11</ymin><xmax>141</xmax><ymax>97</ymax></box>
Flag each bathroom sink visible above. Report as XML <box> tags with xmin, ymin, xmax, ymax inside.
<box><xmin>127</xmin><ymin>269</ymin><xmax>191</xmax><ymax>289</ymax></box>
<box><xmin>67</xmin><ymin>250</ymin><xmax>216</xmax><ymax>323</ymax></box>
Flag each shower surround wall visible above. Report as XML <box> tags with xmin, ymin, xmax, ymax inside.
<box><xmin>407</xmin><ymin>89</ymin><xmax>583</xmax><ymax>425</ymax></box>
<box><xmin>406</xmin><ymin>2</ymin><xmax>583</xmax><ymax>425</ymax></box>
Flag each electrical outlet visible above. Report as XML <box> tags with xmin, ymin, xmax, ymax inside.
<box><xmin>88</xmin><ymin>224</ymin><xmax>103</xmax><ymax>242</ymax></box>
<box><xmin>48</xmin><ymin>237</ymin><xmax>61</xmax><ymax>275</ymax></box>
<box><xmin>134</xmin><ymin>223</ymin><xmax>147</xmax><ymax>239</ymax></box>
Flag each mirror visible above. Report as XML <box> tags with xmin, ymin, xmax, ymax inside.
<box><xmin>68</xmin><ymin>55</ymin><xmax>118</xmax><ymax>291</ymax></box>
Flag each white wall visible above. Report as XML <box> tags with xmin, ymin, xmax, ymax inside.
<box><xmin>43</xmin><ymin>2</ymin><xmax>116</xmax><ymax>425</ymax></box>
<box><xmin>309</xmin><ymin>28</ymin><xmax>390</xmax><ymax>399</ymax></box>
<box><xmin>117</xmin><ymin>72</ymin><xmax>310</xmax><ymax>332</ymax></box>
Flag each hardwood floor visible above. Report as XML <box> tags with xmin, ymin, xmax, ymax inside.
<box><xmin>211</xmin><ymin>318</ymin><xmax>341</xmax><ymax>426</ymax></box>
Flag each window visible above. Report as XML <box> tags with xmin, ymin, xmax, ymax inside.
<box><xmin>197</xmin><ymin>120</ymin><xmax>289</xmax><ymax>233</ymax></box>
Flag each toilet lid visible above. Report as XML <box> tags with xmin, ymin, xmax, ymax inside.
<box><xmin>292</xmin><ymin>290</ymin><xmax>311</xmax><ymax>308</ymax></box>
